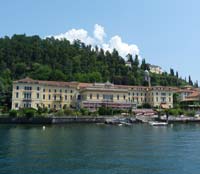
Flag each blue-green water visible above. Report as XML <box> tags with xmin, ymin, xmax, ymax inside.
<box><xmin>1</xmin><ymin>124</ymin><xmax>200</xmax><ymax>174</ymax></box>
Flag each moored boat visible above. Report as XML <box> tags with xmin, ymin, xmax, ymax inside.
<box><xmin>149</xmin><ymin>121</ymin><xmax>168</xmax><ymax>126</ymax></box>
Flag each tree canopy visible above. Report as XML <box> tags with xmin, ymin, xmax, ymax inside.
<box><xmin>0</xmin><ymin>34</ymin><xmax>193</xmax><ymax>109</ymax></box>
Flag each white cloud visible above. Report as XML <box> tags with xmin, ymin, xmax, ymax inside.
<box><xmin>93</xmin><ymin>24</ymin><xmax>106</xmax><ymax>43</ymax></box>
<box><xmin>53</xmin><ymin>28</ymin><xmax>95</xmax><ymax>45</ymax></box>
<box><xmin>50</xmin><ymin>24</ymin><xmax>140</xmax><ymax>59</ymax></box>
<box><xmin>108</xmin><ymin>35</ymin><xmax>139</xmax><ymax>58</ymax></box>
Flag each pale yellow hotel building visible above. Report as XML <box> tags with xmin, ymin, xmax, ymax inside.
<box><xmin>12</xmin><ymin>77</ymin><xmax>176</xmax><ymax>111</ymax></box>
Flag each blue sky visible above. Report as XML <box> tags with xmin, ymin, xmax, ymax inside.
<box><xmin>1</xmin><ymin>0</ymin><xmax>200</xmax><ymax>83</ymax></box>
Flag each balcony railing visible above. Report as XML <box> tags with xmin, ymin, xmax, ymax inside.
<box><xmin>22</xmin><ymin>99</ymin><xmax>32</xmax><ymax>102</ymax></box>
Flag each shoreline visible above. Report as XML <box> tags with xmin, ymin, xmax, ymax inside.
<box><xmin>1</xmin><ymin>115</ymin><xmax>200</xmax><ymax>124</ymax></box>
<box><xmin>0</xmin><ymin>116</ymin><xmax>111</xmax><ymax>124</ymax></box>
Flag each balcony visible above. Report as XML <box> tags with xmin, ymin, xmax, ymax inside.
<box><xmin>22</xmin><ymin>99</ymin><xmax>32</xmax><ymax>102</ymax></box>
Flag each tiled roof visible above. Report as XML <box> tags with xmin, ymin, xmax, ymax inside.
<box><xmin>13</xmin><ymin>77</ymin><xmax>187</xmax><ymax>92</ymax></box>
<box><xmin>14</xmin><ymin>77</ymin><xmax>78</xmax><ymax>88</ymax></box>
<box><xmin>187</xmin><ymin>91</ymin><xmax>200</xmax><ymax>98</ymax></box>
<box><xmin>177</xmin><ymin>89</ymin><xmax>194</xmax><ymax>93</ymax></box>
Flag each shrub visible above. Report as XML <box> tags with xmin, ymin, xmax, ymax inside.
<box><xmin>185</xmin><ymin>110</ymin><xmax>195</xmax><ymax>117</ymax></box>
<box><xmin>55</xmin><ymin>109</ymin><xmax>64</xmax><ymax>116</ymax></box>
<box><xmin>23</xmin><ymin>108</ymin><xmax>36</xmax><ymax>118</ymax></box>
<box><xmin>168</xmin><ymin>109</ymin><xmax>179</xmax><ymax>116</ymax></box>
<box><xmin>168</xmin><ymin>108</ymin><xmax>186</xmax><ymax>116</ymax></box>
<box><xmin>80</xmin><ymin>108</ymin><xmax>89</xmax><ymax>116</ymax></box>
<box><xmin>142</xmin><ymin>103</ymin><xmax>152</xmax><ymax>109</ymax></box>
<box><xmin>89</xmin><ymin>111</ymin><xmax>98</xmax><ymax>116</ymax></box>
<box><xmin>9</xmin><ymin>110</ymin><xmax>18</xmax><ymax>117</ymax></box>
<box><xmin>37</xmin><ymin>106</ymin><xmax>48</xmax><ymax>115</ymax></box>
<box><xmin>74</xmin><ymin>111</ymin><xmax>81</xmax><ymax>116</ymax></box>
<box><xmin>98</xmin><ymin>107</ymin><xmax>113</xmax><ymax>116</ymax></box>
<box><xmin>64</xmin><ymin>108</ymin><xmax>74</xmax><ymax>116</ymax></box>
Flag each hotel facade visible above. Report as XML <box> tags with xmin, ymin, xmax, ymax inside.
<box><xmin>12</xmin><ymin>77</ymin><xmax>176</xmax><ymax>111</ymax></box>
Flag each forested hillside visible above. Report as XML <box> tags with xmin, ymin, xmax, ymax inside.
<box><xmin>0</xmin><ymin>34</ymin><xmax>195</xmax><ymax>109</ymax></box>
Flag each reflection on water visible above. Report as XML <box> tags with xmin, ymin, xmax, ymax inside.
<box><xmin>1</xmin><ymin>124</ymin><xmax>200</xmax><ymax>174</ymax></box>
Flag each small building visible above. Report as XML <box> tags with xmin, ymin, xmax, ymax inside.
<box><xmin>147</xmin><ymin>86</ymin><xmax>175</xmax><ymax>108</ymax></box>
<box><xmin>148</xmin><ymin>64</ymin><xmax>163</xmax><ymax>74</ymax></box>
<box><xmin>180</xmin><ymin>91</ymin><xmax>200</xmax><ymax>110</ymax></box>
<box><xmin>125</xmin><ymin>61</ymin><xmax>132</xmax><ymax>68</ymax></box>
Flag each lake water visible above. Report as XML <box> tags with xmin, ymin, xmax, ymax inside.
<box><xmin>1</xmin><ymin>123</ymin><xmax>200</xmax><ymax>174</ymax></box>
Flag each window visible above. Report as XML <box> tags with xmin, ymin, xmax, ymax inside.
<box><xmin>65</xmin><ymin>95</ymin><xmax>67</xmax><ymax>100</ymax></box>
<box><xmin>54</xmin><ymin>95</ymin><xmax>56</xmax><ymax>101</ymax></box>
<box><xmin>123</xmin><ymin>95</ymin><xmax>126</xmax><ymax>100</ymax></box>
<box><xmin>60</xmin><ymin>89</ymin><xmax>62</xmax><ymax>93</ymax></box>
<box><xmin>24</xmin><ymin>103</ymin><xmax>31</xmax><ymax>108</ymax></box>
<box><xmin>43</xmin><ymin>88</ymin><xmax>45</xmax><ymax>92</ymax></box>
<box><xmin>37</xmin><ymin>87</ymin><xmax>40</xmax><ymax>91</ymax></box>
<box><xmin>60</xmin><ymin>104</ymin><xmax>62</xmax><ymax>109</ymax></box>
<box><xmin>60</xmin><ymin>95</ymin><xmax>62</xmax><ymax>100</ymax></box>
<box><xmin>24</xmin><ymin>92</ymin><xmax>31</xmax><ymax>99</ymax></box>
<box><xmin>54</xmin><ymin>104</ymin><xmax>56</xmax><ymax>109</ymax></box>
<box><xmin>37</xmin><ymin>93</ymin><xmax>39</xmax><ymax>99</ymax></box>
<box><xmin>48</xmin><ymin>104</ymin><xmax>50</xmax><ymax>108</ymax></box>
<box><xmin>71</xmin><ymin>90</ymin><xmax>73</xmax><ymax>93</ymax></box>
<box><xmin>54</xmin><ymin>89</ymin><xmax>57</xmax><ymax>93</ymax></box>
<box><xmin>24</xmin><ymin>86</ymin><xmax>32</xmax><ymax>90</ymax></box>
<box><xmin>141</xmin><ymin>93</ymin><xmax>143</xmax><ymax>96</ymax></box>
<box><xmin>49</xmin><ymin>89</ymin><xmax>51</xmax><ymax>92</ymax></box>
<box><xmin>70</xmin><ymin>95</ymin><xmax>73</xmax><ymax>100</ymax></box>
<box><xmin>36</xmin><ymin>104</ymin><xmax>39</xmax><ymax>108</ymax></box>
<box><xmin>16</xmin><ymin>92</ymin><xmax>19</xmax><ymax>98</ymax></box>
<box><xmin>161</xmin><ymin>97</ymin><xmax>166</xmax><ymax>102</ymax></box>
<box><xmin>103</xmin><ymin>94</ymin><xmax>113</xmax><ymax>101</ymax></box>
<box><xmin>117</xmin><ymin>95</ymin><xmax>119</xmax><ymax>100</ymax></box>
<box><xmin>49</xmin><ymin>95</ymin><xmax>51</xmax><ymax>100</ymax></box>
<box><xmin>65</xmin><ymin>89</ymin><xmax>67</xmax><ymax>93</ymax></box>
<box><xmin>169</xmin><ymin>97</ymin><xmax>171</xmax><ymax>102</ymax></box>
<box><xmin>97</xmin><ymin>94</ymin><xmax>99</xmax><ymax>99</ymax></box>
<box><xmin>16</xmin><ymin>86</ymin><xmax>19</xmax><ymax>90</ymax></box>
<box><xmin>15</xmin><ymin>103</ymin><xmax>18</xmax><ymax>108</ymax></box>
<box><xmin>43</xmin><ymin>95</ymin><xmax>45</xmax><ymax>100</ymax></box>
<box><xmin>156</xmin><ymin>97</ymin><xmax>158</xmax><ymax>102</ymax></box>
<box><xmin>90</xmin><ymin>94</ymin><xmax>92</xmax><ymax>99</ymax></box>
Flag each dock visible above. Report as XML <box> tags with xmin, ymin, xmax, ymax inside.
<box><xmin>159</xmin><ymin>116</ymin><xmax>200</xmax><ymax>123</ymax></box>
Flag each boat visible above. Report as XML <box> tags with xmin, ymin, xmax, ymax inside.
<box><xmin>120</xmin><ymin>122</ymin><xmax>132</xmax><ymax>126</ymax></box>
<box><xmin>148</xmin><ymin>121</ymin><xmax>168</xmax><ymax>126</ymax></box>
<box><xmin>105</xmin><ymin>118</ymin><xmax>132</xmax><ymax>126</ymax></box>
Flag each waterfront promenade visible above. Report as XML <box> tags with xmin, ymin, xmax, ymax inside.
<box><xmin>0</xmin><ymin>114</ymin><xmax>200</xmax><ymax>124</ymax></box>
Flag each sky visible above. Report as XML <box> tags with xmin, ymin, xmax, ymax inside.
<box><xmin>0</xmin><ymin>0</ymin><xmax>200</xmax><ymax>83</ymax></box>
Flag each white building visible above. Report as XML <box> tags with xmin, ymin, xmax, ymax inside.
<box><xmin>148</xmin><ymin>64</ymin><xmax>163</xmax><ymax>74</ymax></box>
